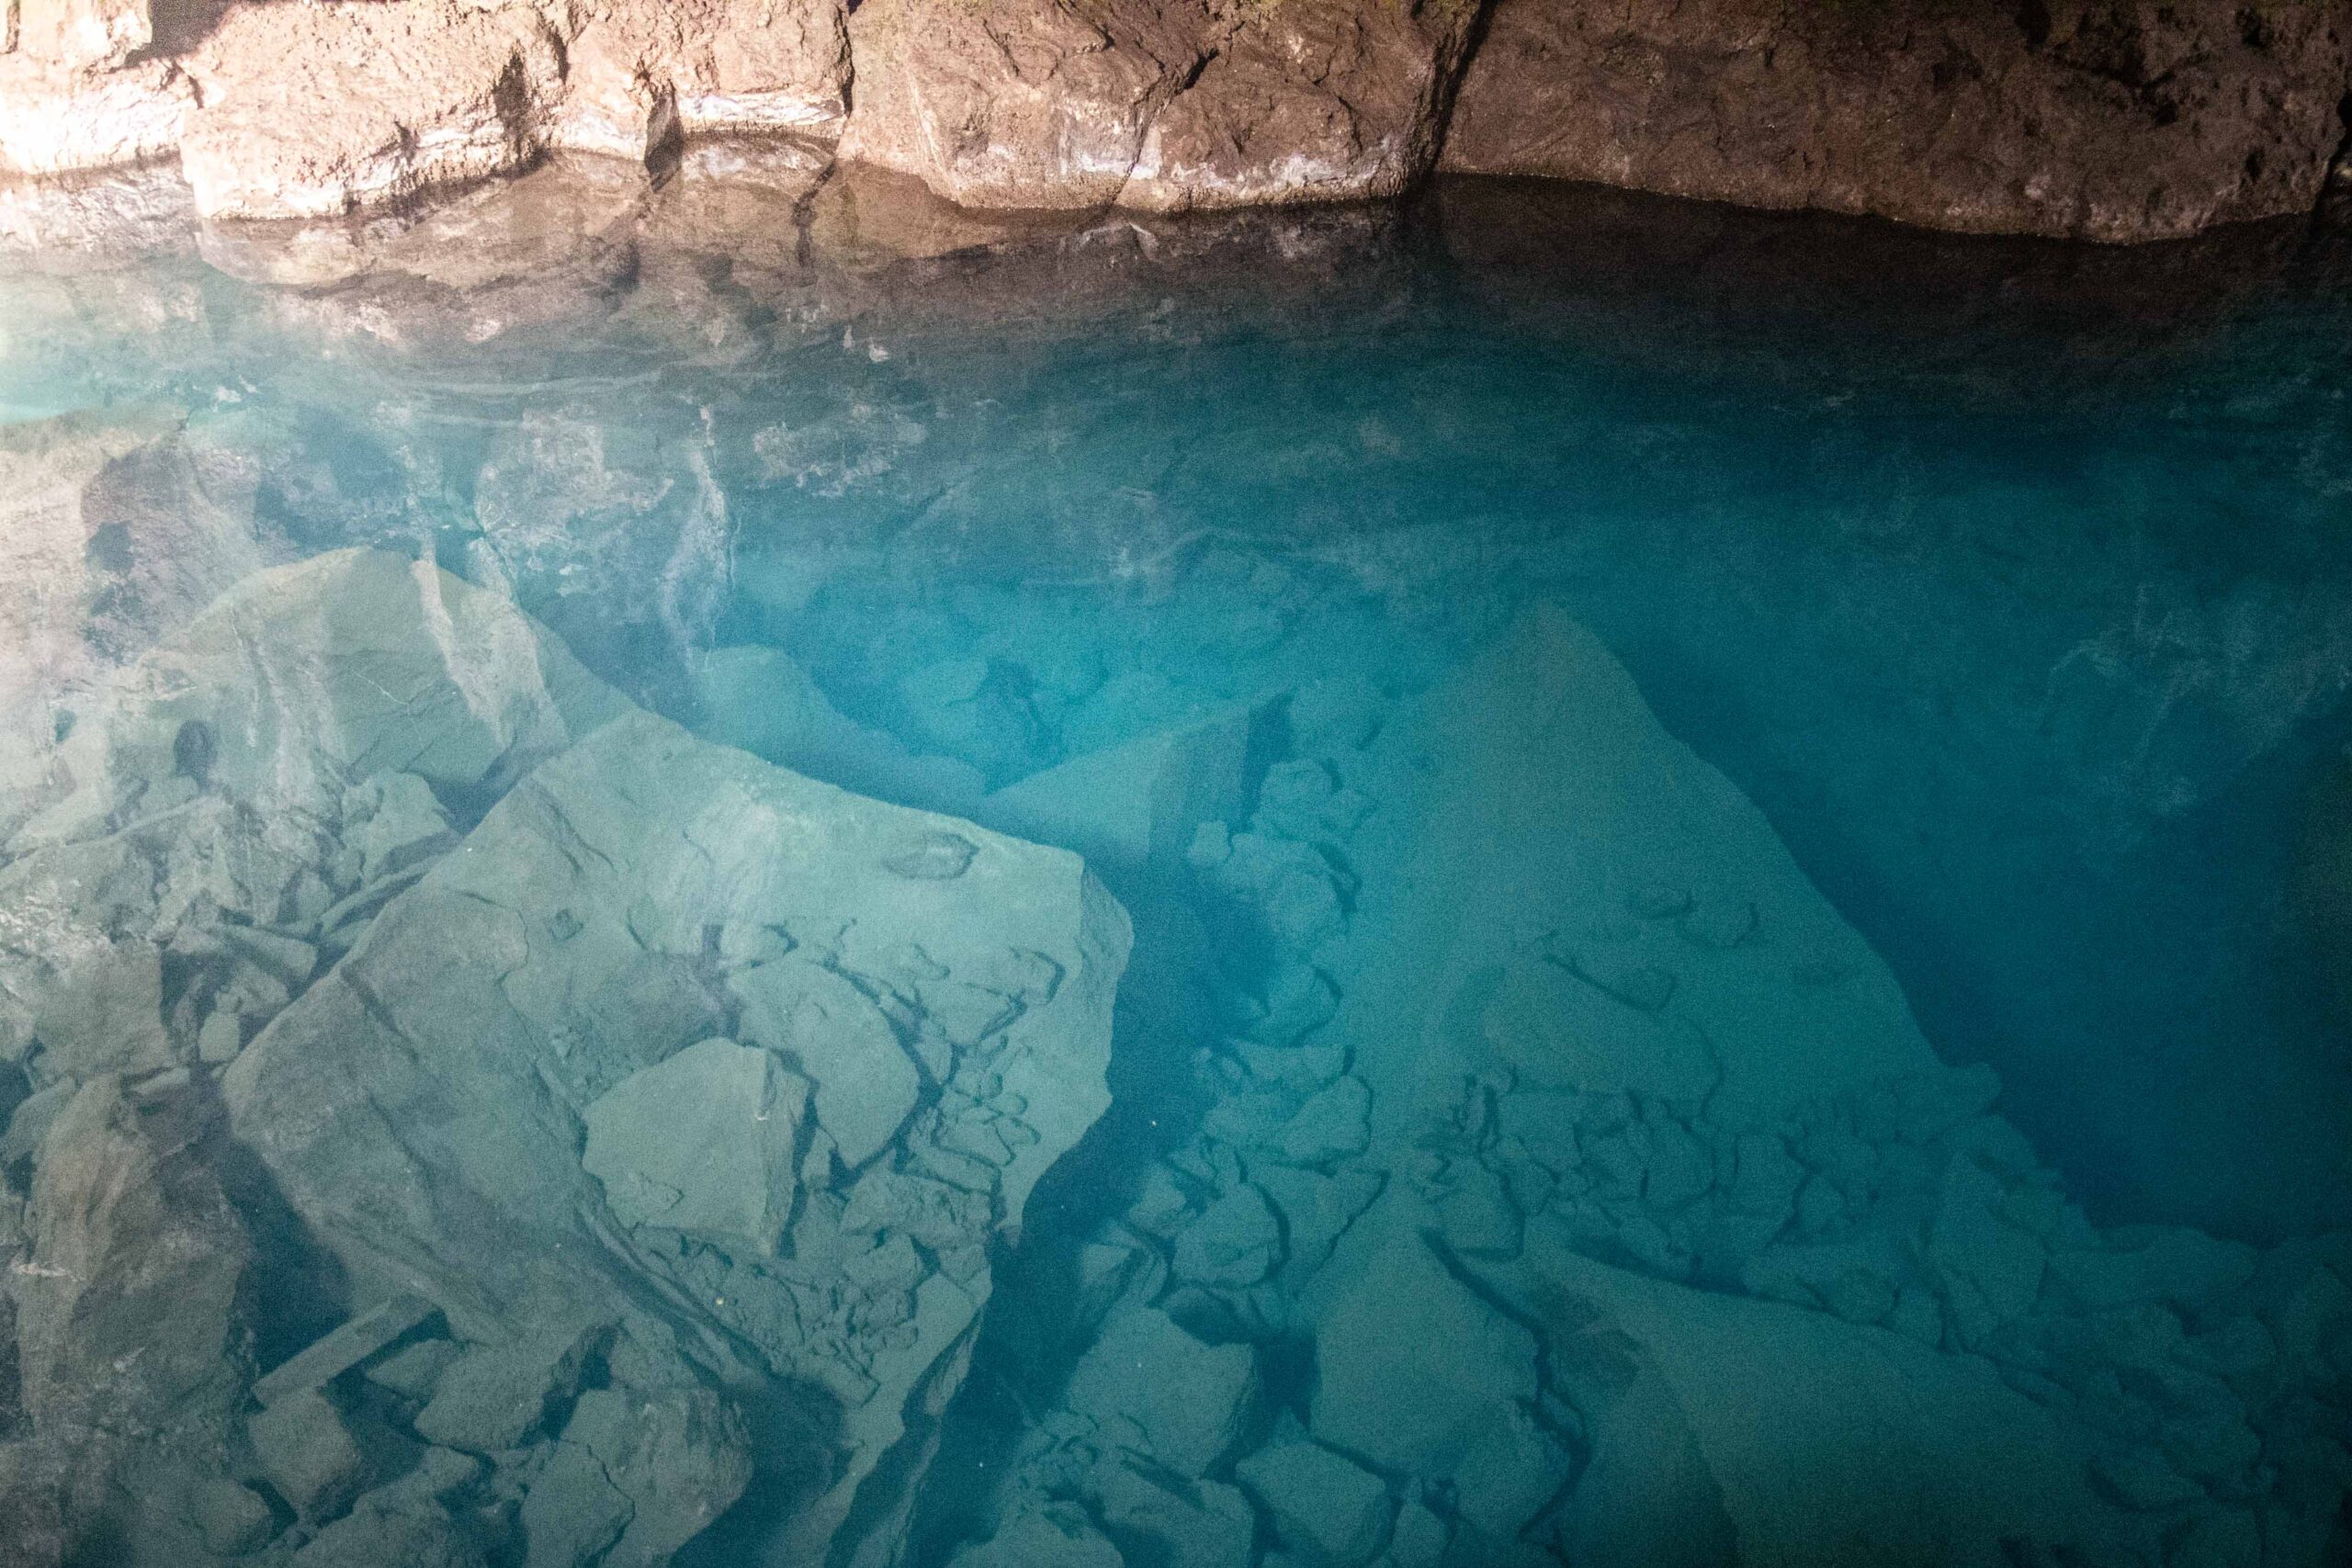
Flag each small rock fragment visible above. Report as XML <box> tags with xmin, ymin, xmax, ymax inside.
<box><xmin>1238</xmin><ymin>1439</ymin><xmax>1392</xmax><ymax>1565</ymax></box>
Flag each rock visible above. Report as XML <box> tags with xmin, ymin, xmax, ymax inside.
<box><xmin>188</xmin><ymin>1477</ymin><xmax>275</xmax><ymax>1556</ymax></box>
<box><xmin>1470</xmin><ymin>1222</ymin><xmax>2160</xmax><ymax>1568</ymax></box>
<box><xmin>1382</xmin><ymin>1499</ymin><xmax>1450</xmax><ymax>1568</ymax></box>
<box><xmin>581</xmin><ymin>1038</ymin><xmax>807</xmax><ymax>1255</ymax></box>
<box><xmin>366</xmin><ymin>1337</ymin><xmax>463</xmax><ymax>1404</ymax></box>
<box><xmin>344</xmin><ymin>773</ymin><xmax>458</xmax><ymax>886</ymax></box>
<box><xmin>1334</xmin><ymin>607</ymin><xmax>1941</xmax><ymax>1149</ymax></box>
<box><xmin>730</xmin><ymin>954</ymin><xmax>918</xmax><ymax>1171</ymax></box>
<box><xmin>11</xmin><ymin>547</ymin><xmax>628</xmax><ymax>850</ymax></box>
<box><xmin>1430</xmin><ymin>1158</ymin><xmax>1521</xmax><ymax>1259</ymax></box>
<box><xmin>522</xmin><ymin>1382</ymin><xmax>751</xmax><ymax>1568</ymax></box>
<box><xmin>2087</xmin><ymin>1447</ymin><xmax>2208</xmax><ymax>1513</ymax></box>
<box><xmin>1089</xmin><ymin>1461</ymin><xmax>1258</xmax><ymax>1568</ymax></box>
<box><xmin>1309</xmin><ymin>1220</ymin><xmax>1541</xmax><ymax>1487</ymax></box>
<box><xmin>1245</xmin><ymin>962</ymin><xmax>1341</xmax><ymax>1047</ymax></box>
<box><xmin>0</xmin><ymin>55</ymin><xmax>191</xmax><ymax>177</ymax></box>
<box><xmin>17</xmin><ymin>937</ymin><xmax>173</xmax><ymax>1078</ymax></box>
<box><xmin>1272</xmin><ymin>1076</ymin><xmax>1372</xmax><ymax>1167</ymax></box>
<box><xmin>1253</xmin><ymin>1163</ymin><xmax>1384</xmax><ymax>1286</ymax></box>
<box><xmin>1442</xmin><ymin>0</ymin><xmax>2352</xmax><ymax>243</ymax></box>
<box><xmin>0</xmin><ymin>1080</ymin><xmax>70</xmax><ymax>1167</ymax></box>
<box><xmin>980</xmin><ymin>699</ymin><xmax>1270</xmax><ymax>878</ymax></box>
<box><xmin>1172</xmin><ymin>1181</ymin><xmax>1285</xmax><ymax>1289</ymax></box>
<box><xmin>690</xmin><ymin>643</ymin><xmax>986</xmax><ymax>816</ymax></box>
<box><xmin>249</xmin><ymin>1387</ymin><xmax>368</xmax><ymax>1521</ymax></box>
<box><xmin>1119</xmin><ymin>0</ymin><xmax>1480</xmax><ymax>212</ymax></box>
<box><xmin>295</xmin><ymin>1460</ymin><xmax>486</xmax><ymax>1568</ymax></box>
<box><xmin>181</xmin><ymin>0</ymin><xmax>567</xmax><ymax>220</ymax></box>
<box><xmin>10</xmin><ymin>0</ymin><xmax>154</xmax><ymax>70</ymax></box>
<box><xmin>835</xmin><ymin>0</ymin><xmax>1201</xmax><ymax>211</ymax></box>
<box><xmin>554</xmin><ymin>0</ymin><xmax>850</xmax><ymax>160</ymax></box>
<box><xmin>7</xmin><ymin>1076</ymin><xmax>249</xmax><ymax>1436</ymax></box>
<box><xmin>2046</xmin><ymin>1225</ymin><xmax>2261</xmax><ymax>1317</ymax></box>
<box><xmin>837</xmin><ymin>0</ymin><xmax>1479</xmax><ymax>213</ymax></box>
<box><xmin>1237</xmin><ymin>1439</ymin><xmax>1392</xmax><ymax>1566</ymax></box>
<box><xmin>413</xmin><ymin>1320</ymin><xmax>606</xmax><ymax>1453</ymax></box>
<box><xmin>0</xmin><ymin>407</ymin><xmax>257</xmax><ymax>809</ymax></box>
<box><xmin>298</xmin><ymin>1516</ymin><xmax>481</xmax><ymax>1568</ymax></box>
<box><xmin>1451</xmin><ymin>1400</ymin><xmax>1567</xmax><ymax>1541</ymax></box>
<box><xmin>1066</xmin><ymin>1304</ymin><xmax>1260</xmax><ymax>1476</ymax></box>
<box><xmin>222</xmin><ymin>690</ymin><xmax>1127</xmax><ymax>1566</ymax></box>
<box><xmin>1929</xmin><ymin>1156</ymin><xmax>2050</xmax><ymax>1348</ymax></box>
<box><xmin>2</xmin><ymin>549</ymin><xmax>626</xmax><ymax>1094</ymax></box>
<box><xmin>254</xmin><ymin>1292</ymin><xmax>440</xmax><ymax>1407</ymax></box>
<box><xmin>949</xmin><ymin>1503</ymin><xmax>1127</xmax><ymax>1568</ymax></box>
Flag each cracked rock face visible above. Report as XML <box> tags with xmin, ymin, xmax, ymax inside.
<box><xmin>6</xmin><ymin>0</ymin><xmax>2351</xmax><ymax>236</ymax></box>
<box><xmin>1442</xmin><ymin>0</ymin><xmax>2352</xmax><ymax>243</ymax></box>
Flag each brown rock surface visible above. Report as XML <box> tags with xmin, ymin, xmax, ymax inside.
<box><xmin>555</xmin><ymin>0</ymin><xmax>849</xmax><ymax>161</ymax></box>
<box><xmin>180</xmin><ymin>0</ymin><xmax>567</xmax><ymax>220</ymax></box>
<box><xmin>836</xmin><ymin>0</ymin><xmax>1483</xmax><ymax>211</ymax></box>
<box><xmin>1442</xmin><ymin>0</ymin><xmax>2352</xmax><ymax>242</ymax></box>
<box><xmin>9</xmin><ymin>0</ymin><xmax>2352</xmax><ymax>236</ymax></box>
<box><xmin>836</xmin><ymin>0</ymin><xmax>1206</xmax><ymax>210</ymax></box>
<box><xmin>1118</xmin><ymin>0</ymin><xmax>1484</xmax><ymax>210</ymax></box>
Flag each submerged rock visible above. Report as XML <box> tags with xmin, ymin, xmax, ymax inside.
<box><xmin>8</xmin><ymin>1075</ymin><xmax>249</xmax><ymax>1436</ymax></box>
<box><xmin>220</xmin><ymin>702</ymin><xmax>1129</xmax><ymax>1563</ymax></box>
<box><xmin>0</xmin><ymin>406</ymin><xmax>261</xmax><ymax>811</ymax></box>
<box><xmin>580</xmin><ymin>1038</ymin><xmax>807</xmax><ymax>1254</ymax></box>
<box><xmin>1064</xmin><ymin>1303</ymin><xmax>1261</xmax><ymax>1476</ymax></box>
<box><xmin>1476</xmin><ymin>1229</ymin><xmax>2155</xmax><ymax>1566</ymax></box>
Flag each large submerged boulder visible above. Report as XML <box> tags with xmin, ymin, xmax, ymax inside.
<box><xmin>2</xmin><ymin>538</ymin><xmax>1133</xmax><ymax>1565</ymax></box>
<box><xmin>220</xmin><ymin>704</ymin><xmax>1131</xmax><ymax>1563</ymax></box>
<box><xmin>0</xmin><ymin>548</ymin><xmax>628</xmax><ymax>1096</ymax></box>
<box><xmin>1333</xmin><ymin>603</ymin><xmax>1943</xmax><ymax>1140</ymax></box>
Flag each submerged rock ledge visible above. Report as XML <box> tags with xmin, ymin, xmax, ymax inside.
<box><xmin>1</xmin><ymin>0</ymin><xmax>2348</xmax><ymax>243</ymax></box>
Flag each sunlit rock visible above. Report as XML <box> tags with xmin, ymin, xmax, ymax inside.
<box><xmin>555</xmin><ymin>0</ymin><xmax>849</xmax><ymax>161</ymax></box>
<box><xmin>180</xmin><ymin>0</ymin><xmax>567</xmax><ymax>220</ymax></box>
<box><xmin>837</xmin><ymin>0</ymin><xmax>1200</xmax><ymax>211</ymax></box>
<box><xmin>1116</xmin><ymin>0</ymin><xmax>1480</xmax><ymax>212</ymax></box>
<box><xmin>0</xmin><ymin>56</ymin><xmax>190</xmax><ymax>178</ymax></box>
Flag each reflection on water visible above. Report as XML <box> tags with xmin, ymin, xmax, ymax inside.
<box><xmin>1</xmin><ymin>157</ymin><xmax>2349</xmax><ymax>1567</ymax></box>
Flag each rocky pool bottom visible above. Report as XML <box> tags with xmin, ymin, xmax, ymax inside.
<box><xmin>3</xmin><ymin>164</ymin><xmax>2352</xmax><ymax>1568</ymax></box>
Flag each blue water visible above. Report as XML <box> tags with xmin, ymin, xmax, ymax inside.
<box><xmin>3</xmin><ymin>163</ymin><xmax>2349</xmax><ymax>1566</ymax></box>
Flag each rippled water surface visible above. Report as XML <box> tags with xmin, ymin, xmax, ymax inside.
<box><xmin>2</xmin><ymin>160</ymin><xmax>2349</xmax><ymax>1567</ymax></box>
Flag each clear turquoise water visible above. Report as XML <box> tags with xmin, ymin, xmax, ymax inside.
<box><xmin>3</xmin><ymin>167</ymin><xmax>2349</xmax><ymax>1565</ymax></box>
